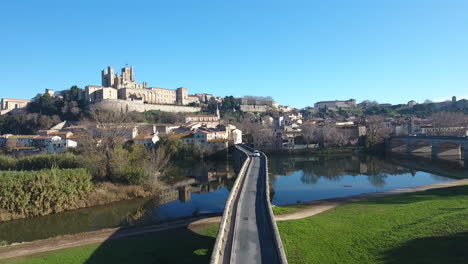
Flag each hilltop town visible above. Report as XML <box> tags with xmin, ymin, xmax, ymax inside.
<box><xmin>1</xmin><ymin>65</ymin><xmax>468</xmax><ymax>156</ymax></box>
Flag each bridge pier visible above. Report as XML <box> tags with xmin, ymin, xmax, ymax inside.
<box><xmin>410</xmin><ymin>145</ymin><xmax>432</xmax><ymax>154</ymax></box>
<box><xmin>432</xmin><ymin>145</ymin><xmax>462</xmax><ymax>158</ymax></box>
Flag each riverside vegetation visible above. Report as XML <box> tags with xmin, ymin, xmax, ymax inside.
<box><xmin>0</xmin><ymin>151</ymin><xmax>156</xmax><ymax>223</ymax></box>
<box><xmin>0</xmin><ymin>109</ymin><xmax>209</xmax><ymax>224</ymax></box>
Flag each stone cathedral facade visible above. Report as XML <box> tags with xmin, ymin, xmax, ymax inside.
<box><xmin>83</xmin><ymin>66</ymin><xmax>188</xmax><ymax>106</ymax></box>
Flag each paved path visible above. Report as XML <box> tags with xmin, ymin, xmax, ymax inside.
<box><xmin>230</xmin><ymin>156</ymin><xmax>280</xmax><ymax>264</ymax></box>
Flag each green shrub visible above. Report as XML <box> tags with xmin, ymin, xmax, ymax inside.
<box><xmin>0</xmin><ymin>155</ymin><xmax>16</xmax><ymax>170</ymax></box>
<box><xmin>121</xmin><ymin>167</ymin><xmax>148</xmax><ymax>185</ymax></box>
<box><xmin>0</xmin><ymin>153</ymin><xmax>83</xmax><ymax>171</ymax></box>
<box><xmin>0</xmin><ymin>168</ymin><xmax>93</xmax><ymax>217</ymax></box>
<box><xmin>15</xmin><ymin>153</ymin><xmax>82</xmax><ymax>170</ymax></box>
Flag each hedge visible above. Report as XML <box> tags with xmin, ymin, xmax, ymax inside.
<box><xmin>0</xmin><ymin>169</ymin><xmax>93</xmax><ymax>217</ymax></box>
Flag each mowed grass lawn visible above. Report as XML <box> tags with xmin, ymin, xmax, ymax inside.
<box><xmin>277</xmin><ymin>185</ymin><xmax>468</xmax><ymax>264</ymax></box>
<box><xmin>0</xmin><ymin>224</ymin><xmax>219</xmax><ymax>264</ymax></box>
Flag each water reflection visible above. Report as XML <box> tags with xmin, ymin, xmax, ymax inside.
<box><xmin>0</xmin><ymin>158</ymin><xmax>236</xmax><ymax>244</ymax></box>
<box><xmin>269</xmin><ymin>154</ymin><xmax>467</xmax><ymax>206</ymax></box>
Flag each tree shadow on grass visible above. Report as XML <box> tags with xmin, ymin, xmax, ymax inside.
<box><xmin>84</xmin><ymin>225</ymin><xmax>216</xmax><ymax>264</ymax></box>
<box><xmin>380</xmin><ymin>231</ymin><xmax>468</xmax><ymax>264</ymax></box>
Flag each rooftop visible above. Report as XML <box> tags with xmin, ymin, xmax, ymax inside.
<box><xmin>11</xmin><ymin>135</ymin><xmax>38</xmax><ymax>139</ymax></box>
<box><xmin>134</xmin><ymin>134</ymin><xmax>156</xmax><ymax>140</ymax></box>
<box><xmin>167</xmin><ymin>133</ymin><xmax>191</xmax><ymax>139</ymax></box>
<box><xmin>67</xmin><ymin>135</ymin><xmax>83</xmax><ymax>139</ymax></box>
<box><xmin>1</xmin><ymin>98</ymin><xmax>31</xmax><ymax>102</ymax></box>
<box><xmin>185</xmin><ymin>115</ymin><xmax>219</xmax><ymax>118</ymax></box>
<box><xmin>49</xmin><ymin>132</ymin><xmax>72</xmax><ymax>135</ymax></box>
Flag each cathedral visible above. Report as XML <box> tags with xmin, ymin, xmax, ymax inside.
<box><xmin>83</xmin><ymin>66</ymin><xmax>188</xmax><ymax>105</ymax></box>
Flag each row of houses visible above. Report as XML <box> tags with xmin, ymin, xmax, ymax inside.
<box><xmin>0</xmin><ymin>132</ymin><xmax>79</xmax><ymax>155</ymax></box>
<box><xmin>0</xmin><ymin>118</ymin><xmax>242</xmax><ymax>156</ymax></box>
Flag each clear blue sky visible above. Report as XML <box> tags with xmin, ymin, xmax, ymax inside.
<box><xmin>1</xmin><ymin>0</ymin><xmax>467</xmax><ymax>108</ymax></box>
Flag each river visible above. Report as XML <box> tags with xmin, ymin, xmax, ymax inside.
<box><xmin>1</xmin><ymin>153</ymin><xmax>466</xmax><ymax>244</ymax></box>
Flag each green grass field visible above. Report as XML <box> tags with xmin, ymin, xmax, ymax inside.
<box><xmin>272</xmin><ymin>200</ymin><xmax>320</xmax><ymax>215</ymax></box>
<box><xmin>0</xmin><ymin>224</ymin><xmax>219</xmax><ymax>264</ymax></box>
<box><xmin>277</xmin><ymin>185</ymin><xmax>468</xmax><ymax>264</ymax></box>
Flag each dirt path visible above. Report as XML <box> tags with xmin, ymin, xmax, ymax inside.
<box><xmin>2</xmin><ymin>179</ymin><xmax>468</xmax><ymax>260</ymax></box>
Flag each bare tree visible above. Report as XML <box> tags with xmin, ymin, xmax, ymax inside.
<box><xmin>324</xmin><ymin>123</ymin><xmax>347</xmax><ymax>147</ymax></box>
<box><xmin>429</xmin><ymin>112</ymin><xmax>468</xmax><ymax>136</ymax></box>
<box><xmin>302</xmin><ymin>121</ymin><xmax>316</xmax><ymax>147</ymax></box>
<box><xmin>313</xmin><ymin>123</ymin><xmax>347</xmax><ymax>147</ymax></box>
<box><xmin>251</xmin><ymin>126</ymin><xmax>276</xmax><ymax>150</ymax></box>
<box><xmin>365</xmin><ymin>115</ymin><xmax>391</xmax><ymax>147</ymax></box>
<box><xmin>430</xmin><ymin>112</ymin><xmax>468</xmax><ymax>127</ymax></box>
<box><xmin>143</xmin><ymin>147</ymin><xmax>172</xmax><ymax>192</ymax></box>
<box><xmin>81</xmin><ymin>109</ymin><xmax>136</xmax><ymax>180</ymax></box>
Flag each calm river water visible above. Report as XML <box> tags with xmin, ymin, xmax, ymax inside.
<box><xmin>269</xmin><ymin>154</ymin><xmax>467</xmax><ymax>206</ymax></box>
<box><xmin>1</xmin><ymin>153</ymin><xmax>466</xmax><ymax>244</ymax></box>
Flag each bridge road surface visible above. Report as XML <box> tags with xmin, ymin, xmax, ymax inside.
<box><xmin>230</xmin><ymin>153</ymin><xmax>281</xmax><ymax>264</ymax></box>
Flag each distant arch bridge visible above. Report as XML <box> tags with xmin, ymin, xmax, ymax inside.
<box><xmin>387</xmin><ymin>136</ymin><xmax>468</xmax><ymax>159</ymax></box>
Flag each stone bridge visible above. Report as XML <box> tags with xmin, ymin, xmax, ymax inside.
<box><xmin>210</xmin><ymin>144</ymin><xmax>288</xmax><ymax>264</ymax></box>
<box><xmin>387</xmin><ymin>136</ymin><xmax>468</xmax><ymax>159</ymax></box>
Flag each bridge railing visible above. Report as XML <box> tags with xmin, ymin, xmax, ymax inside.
<box><xmin>210</xmin><ymin>145</ymin><xmax>251</xmax><ymax>264</ymax></box>
<box><xmin>261</xmin><ymin>151</ymin><xmax>288</xmax><ymax>264</ymax></box>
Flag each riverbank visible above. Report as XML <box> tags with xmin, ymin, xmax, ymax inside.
<box><xmin>0</xmin><ymin>182</ymin><xmax>152</xmax><ymax>223</ymax></box>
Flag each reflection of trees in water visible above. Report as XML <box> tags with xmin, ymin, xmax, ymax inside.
<box><xmin>163</xmin><ymin>158</ymin><xmax>234</xmax><ymax>184</ymax></box>
<box><xmin>269</xmin><ymin>154</ymin><xmax>423</xmax><ymax>188</ymax></box>
<box><xmin>124</xmin><ymin>197</ymin><xmax>160</xmax><ymax>226</ymax></box>
<box><xmin>300</xmin><ymin>172</ymin><xmax>320</xmax><ymax>184</ymax></box>
<box><xmin>123</xmin><ymin>157</ymin><xmax>237</xmax><ymax>224</ymax></box>
<box><xmin>367</xmin><ymin>174</ymin><xmax>388</xmax><ymax>188</ymax></box>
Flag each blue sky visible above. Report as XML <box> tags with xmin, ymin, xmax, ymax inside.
<box><xmin>0</xmin><ymin>0</ymin><xmax>467</xmax><ymax>108</ymax></box>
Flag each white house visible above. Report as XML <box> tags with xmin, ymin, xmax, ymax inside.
<box><xmin>229</xmin><ymin>129</ymin><xmax>243</xmax><ymax>144</ymax></box>
<box><xmin>45</xmin><ymin>136</ymin><xmax>77</xmax><ymax>153</ymax></box>
<box><xmin>133</xmin><ymin>133</ymin><xmax>160</xmax><ymax>148</ymax></box>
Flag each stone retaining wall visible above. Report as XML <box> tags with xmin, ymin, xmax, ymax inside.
<box><xmin>90</xmin><ymin>99</ymin><xmax>201</xmax><ymax>113</ymax></box>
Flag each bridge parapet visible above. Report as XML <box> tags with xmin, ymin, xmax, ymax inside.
<box><xmin>261</xmin><ymin>151</ymin><xmax>288</xmax><ymax>264</ymax></box>
<box><xmin>210</xmin><ymin>145</ymin><xmax>251</xmax><ymax>264</ymax></box>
